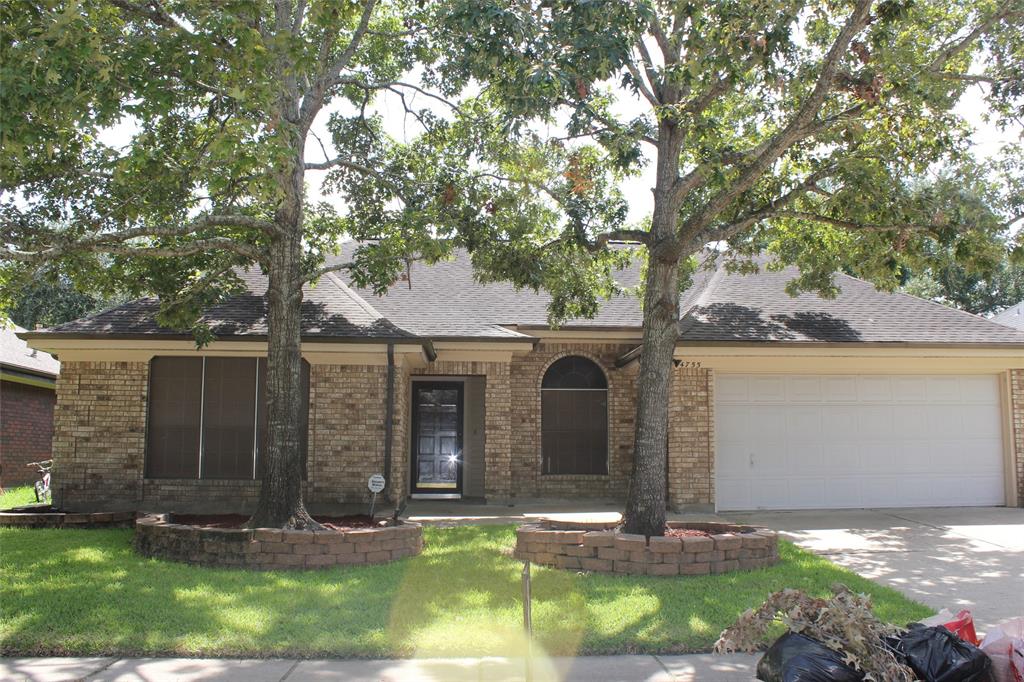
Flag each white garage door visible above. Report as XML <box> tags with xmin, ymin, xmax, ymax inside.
<box><xmin>715</xmin><ymin>374</ymin><xmax>1006</xmax><ymax>511</ymax></box>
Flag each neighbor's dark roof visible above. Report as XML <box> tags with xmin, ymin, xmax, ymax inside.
<box><xmin>992</xmin><ymin>302</ymin><xmax>1024</xmax><ymax>332</ymax></box>
<box><xmin>1</xmin><ymin>321</ymin><xmax>59</xmax><ymax>377</ymax></box>
<box><xmin>26</xmin><ymin>268</ymin><xmax>415</xmax><ymax>341</ymax></box>
<box><xmin>22</xmin><ymin>246</ymin><xmax>1024</xmax><ymax>346</ymax></box>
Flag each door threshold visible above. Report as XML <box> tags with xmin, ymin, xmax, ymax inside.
<box><xmin>410</xmin><ymin>493</ymin><xmax>463</xmax><ymax>500</ymax></box>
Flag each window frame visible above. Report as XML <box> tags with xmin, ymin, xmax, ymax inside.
<box><xmin>144</xmin><ymin>356</ymin><xmax>309</xmax><ymax>481</ymax></box>
<box><xmin>540</xmin><ymin>355</ymin><xmax>610</xmax><ymax>476</ymax></box>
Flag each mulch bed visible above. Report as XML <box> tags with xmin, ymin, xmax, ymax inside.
<box><xmin>663</xmin><ymin>527</ymin><xmax>712</xmax><ymax>539</ymax></box>
<box><xmin>171</xmin><ymin>514</ymin><xmax>380</xmax><ymax>531</ymax></box>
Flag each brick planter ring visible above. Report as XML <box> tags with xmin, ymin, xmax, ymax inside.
<box><xmin>514</xmin><ymin>521</ymin><xmax>779</xmax><ymax>576</ymax></box>
<box><xmin>0</xmin><ymin>508</ymin><xmax>136</xmax><ymax>528</ymax></box>
<box><xmin>134</xmin><ymin>514</ymin><xmax>423</xmax><ymax>570</ymax></box>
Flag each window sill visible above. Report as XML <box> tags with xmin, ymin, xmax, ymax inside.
<box><xmin>538</xmin><ymin>473</ymin><xmax>610</xmax><ymax>480</ymax></box>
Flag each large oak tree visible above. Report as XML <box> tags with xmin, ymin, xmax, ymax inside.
<box><xmin>0</xmin><ymin>0</ymin><xmax>475</xmax><ymax>528</ymax></box>
<box><xmin>424</xmin><ymin>0</ymin><xmax>1024</xmax><ymax>535</ymax></box>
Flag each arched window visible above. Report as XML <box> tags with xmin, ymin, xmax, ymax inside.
<box><xmin>541</xmin><ymin>356</ymin><xmax>608</xmax><ymax>475</ymax></box>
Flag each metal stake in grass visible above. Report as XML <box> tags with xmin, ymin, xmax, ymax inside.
<box><xmin>522</xmin><ymin>559</ymin><xmax>533</xmax><ymax>682</ymax></box>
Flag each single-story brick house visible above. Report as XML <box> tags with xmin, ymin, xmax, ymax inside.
<box><xmin>19</xmin><ymin>248</ymin><xmax>1024</xmax><ymax>513</ymax></box>
<box><xmin>1</xmin><ymin>321</ymin><xmax>59</xmax><ymax>488</ymax></box>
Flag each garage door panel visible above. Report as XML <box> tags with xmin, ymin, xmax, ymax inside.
<box><xmin>787</xmin><ymin>376</ymin><xmax>822</xmax><ymax>402</ymax></box>
<box><xmin>716</xmin><ymin>375</ymin><xmax>750</xmax><ymax>403</ymax></box>
<box><xmin>858</xmin><ymin>405</ymin><xmax>895</xmax><ymax>438</ymax></box>
<box><xmin>927</xmin><ymin>376</ymin><xmax>962</xmax><ymax>402</ymax></box>
<box><xmin>894</xmin><ymin>405</ymin><xmax>931</xmax><ymax>438</ymax></box>
<box><xmin>786</xmin><ymin>407</ymin><xmax>821</xmax><ymax>438</ymax></box>
<box><xmin>893</xmin><ymin>376</ymin><xmax>929</xmax><ymax>402</ymax></box>
<box><xmin>749</xmin><ymin>376</ymin><xmax>786</xmax><ymax>402</ymax></box>
<box><xmin>858</xmin><ymin>376</ymin><xmax>894</xmax><ymax>402</ymax></box>
<box><xmin>959</xmin><ymin>405</ymin><xmax>1002</xmax><ymax>437</ymax></box>
<box><xmin>822</xmin><ymin>376</ymin><xmax>858</xmax><ymax>401</ymax></box>
<box><xmin>957</xmin><ymin>376</ymin><xmax>999</xmax><ymax>403</ymax></box>
<box><xmin>715</xmin><ymin>374</ymin><xmax>1005</xmax><ymax>511</ymax></box>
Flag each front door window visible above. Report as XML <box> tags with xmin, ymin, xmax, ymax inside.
<box><xmin>411</xmin><ymin>382</ymin><xmax>463</xmax><ymax>493</ymax></box>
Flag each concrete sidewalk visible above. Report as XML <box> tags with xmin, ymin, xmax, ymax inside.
<box><xmin>0</xmin><ymin>654</ymin><xmax>760</xmax><ymax>681</ymax></box>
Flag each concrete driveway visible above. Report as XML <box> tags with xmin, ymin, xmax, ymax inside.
<box><xmin>726</xmin><ymin>507</ymin><xmax>1024</xmax><ymax>632</ymax></box>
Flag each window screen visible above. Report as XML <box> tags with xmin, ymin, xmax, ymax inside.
<box><xmin>146</xmin><ymin>357</ymin><xmax>202</xmax><ymax>478</ymax></box>
<box><xmin>541</xmin><ymin>356</ymin><xmax>608</xmax><ymax>475</ymax></box>
<box><xmin>146</xmin><ymin>356</ymin><xmax>310</xmax><ymax>480</ymax></box>
<box><xmin>201</xmin><ymin>357</ymin><xmax>258</xmax><ymax>479</ymax></box>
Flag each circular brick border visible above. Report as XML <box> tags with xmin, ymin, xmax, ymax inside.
<box><xmin>133</xmin><ymin>514</ymin><xmax>423</xmax><ymax>570</ymax></box>
<box><xmin>514</xmin><ymin>521</ymin><xmax>779</xmax><ymax>576</ymax></box>
<box><xmin>0</xmin><ymin>508</ymin><xmax>136</xmax><ymax>529</ymax></box>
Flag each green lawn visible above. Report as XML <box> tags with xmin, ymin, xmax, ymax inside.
<box><xmin>0</xmin><ymin>525</ymin><xmax>931</xmax><ymax>658</ymax></box>
<box><xmin>0</xmin><ymin>486</ymin><xmax>37</xmax><ymax>510</ymax></box>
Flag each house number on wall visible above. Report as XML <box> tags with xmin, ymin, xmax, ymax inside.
<box><xmin>678</xmin><ymin>361</ymin><xmax>703</xmax><ymax>368</ymax></box>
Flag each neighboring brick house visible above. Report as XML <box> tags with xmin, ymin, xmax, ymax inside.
<box><xmin>1</xmin><ymin>321</ymin><xmax>59</xmax><ymax>489</ymax></box>
<box><xmin>20</xmin><ymin>247</ymin><xmax>1024</xmax><ymax>513</ymax></box>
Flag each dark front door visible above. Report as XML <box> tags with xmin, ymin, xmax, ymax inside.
<box><xmin>411</xmin><ymin>382</ymin><xmax>463</xmax><ymax>494</ymax></box>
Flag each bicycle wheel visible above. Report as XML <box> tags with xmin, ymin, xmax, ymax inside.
<box><xmin>34</xmin><ymin>481</ymin><xmax>47</xmax><ymax>503</ymax></box>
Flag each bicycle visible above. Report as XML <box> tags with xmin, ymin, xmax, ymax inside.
<box><xmin>27</xmin><ymin>460</ymin><xmax>53</xmax><ymax>503</ymax></box>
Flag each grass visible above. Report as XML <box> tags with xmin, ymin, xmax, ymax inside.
<box><xmin>0</xmin><ymin>525</ymin><xmax>932</xmax><ymax>658</ymax></box>
<box><xmin>0</xmin><ymin>486</ymin><xmax>37</xmax><ymax>510</ymax></box>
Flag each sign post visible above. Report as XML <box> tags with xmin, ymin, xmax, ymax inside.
<box><xmin>367</xmin><ymin>474</ymin><xmax>385</xmax><ymax>519</ymax></box>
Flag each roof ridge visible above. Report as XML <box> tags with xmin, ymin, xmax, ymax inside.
<box><xmin>323</xmin><ymin>271</ymin><xmax>420</xmax><ymax>339</ymax></box>
<box><xmin>680</xmin><ymin>256</ymin><xmax>728</xmax><ymax>320</ymax></box>
<box><xmin>834</xmin><ymin>270</ymin><xmax>1024</xmax><ymax>337</ymax></box>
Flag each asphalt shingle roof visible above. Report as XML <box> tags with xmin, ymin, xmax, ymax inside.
<box><xmin>31</xmin><ymin>268</ymin><xmax>415</xmax><ymax>340</ymax></box>
<box><xmin>1</xmin><ymin>321</ymin><xmax>59</xmax><ymax>377</ymax></box>
<box><xmin>23</xmin><ymin>246</ymin><xmax>1024</xmax><ymax>347</ymax></box>
<box><xmin>993</xmin><ymin>302</ymin><xmax>1024</xmax><ymax>332</ymax></box>
<box><xmin>680</xmin><ymin>257</ymin><xmax>1024</xmax><ymax>344</ymax></box>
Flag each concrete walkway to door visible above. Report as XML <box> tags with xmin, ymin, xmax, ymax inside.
<box><xmin>725</xmin><ymin>507</ymin><xmax>1024</xmax><ymax>632</ymax></box>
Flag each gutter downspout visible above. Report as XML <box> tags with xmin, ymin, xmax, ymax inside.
<box><xmin>383</xmin><ymin>342</ymin><xmax>396</xmax><ymax>500</ymax></box>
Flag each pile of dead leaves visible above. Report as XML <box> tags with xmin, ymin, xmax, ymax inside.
<box><xmin>714</xmin><ymin>583</ymin><xmax>916</xmax><ymax>681</ymax></box>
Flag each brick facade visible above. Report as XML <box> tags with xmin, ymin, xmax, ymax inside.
<box><xmin>0</xmin><ymin>380</ymin><xmax>55</xmax><ymax>488</ymax></box>
<box><xmin>1011</xmin><ymin>369</ymin><xmax>1024</xmax><ymax>507</ymax></box>
<box><xmin>52</xmin><ymin>362</ymin><xmax>148</xmax><ymax>510</ymax></box>
<box><xmin>44</xmin><ymin>356</ymin><xmax>1024</xmax><ymax>513</ymax></box>
<box><xmin>667</xmin><ymin>368</ymin><xmax>714</xmax><ymax>509</ymax></box>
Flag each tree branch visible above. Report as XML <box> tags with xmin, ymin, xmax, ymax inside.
<box><xmin>302</xmin><ymin>0</ymin><xmax>378</xmax><ymax>128</ymax></box>
<box><xmin>678</xmin><ymin>0</ymin><xmax>873</xmax><ymax>238</ymax></box>
<box><xmin>1</xmin><ymin>214</ymin><xmax>272</xmax><ymax>264</ymax></box>
<box><xmin>929</xmin><ymin>6</ymin><xmax>1023</xmax><ymax>72</ymax></box>
<box><xmin>302</xmin><ymin>259</ymin><xmax>354</xmax><ymax>283</ymax></box>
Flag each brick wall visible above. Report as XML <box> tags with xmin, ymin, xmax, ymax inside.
<box><xmin>308</xmin><ymin>364</ymin><xmax>391</xmax><ymax>507</ymax></box>
<box><xmin>509</xmin><ymin>343</ymin><xmax>639</xmax><ymax>499</ymax></box>
<box><xmin>51</xmin><ymin>360</ymin><xmax>401</xmax><ymax>513</ymax></box>
<box><xmin>0</xmin><ymin>380</ymin><xmax>55</xmax><ymax>488</ymax></box>
<box><xmin>667</xmin><ymin>367</ymin><xmax>714</xmax><ymax>509</ymax></box>
<box><xmin>1011</xmin><ymin>369</ymin><xmax>1024</xmax><ymax>507</ymax></box>
<box><xmin>52</xmin><ymin>362</ymin><xmax>148</xmax><ymax>510</ymax></box>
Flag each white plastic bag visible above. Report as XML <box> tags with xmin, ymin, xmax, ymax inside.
<box><xmin>980</xmin><ymin>618</ymin><xmax>1024</xmax><ymax>682</ymax></box>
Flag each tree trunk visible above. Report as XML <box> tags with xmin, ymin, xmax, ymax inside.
<box><xmin>622</xmin><ymin>241</ymin><xmax>680</xmax><ymax>536</ymax></box>
<box><xmin>622</xmin><ymin>121</ymin><xmax>684</xmax><ymax>537</ymax></box>
<box><xmin>247</xmin><ymin>135</ymin><xmax>319</xmax><ymax>529</ymax></box>
<box><xmin>246</xmin><ymin>229</ymin><xmax>319</xmax><ymax>529</ymax></box>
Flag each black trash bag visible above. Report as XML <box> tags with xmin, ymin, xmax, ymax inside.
<box><xmin>756</xmin><ymin>632</ymin><xmax>864</xmax><ymax>682</ymax></box>
<box><xmin>888</xmin><ymin>624</ymin><xmax>994</xmax><ymax>682</ymax></box>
